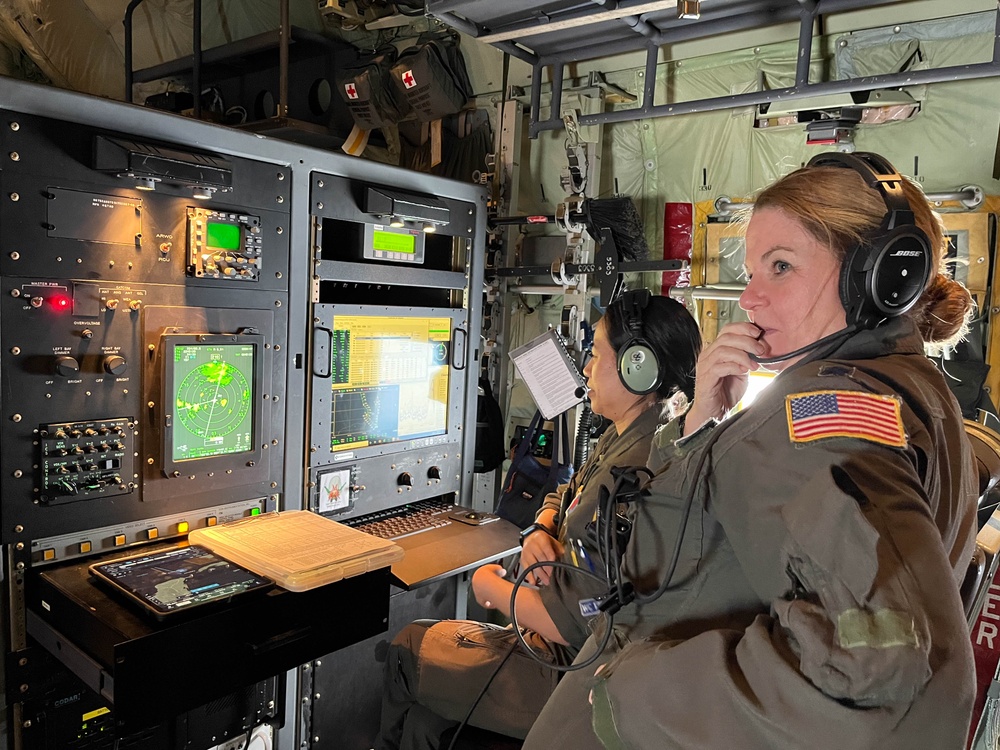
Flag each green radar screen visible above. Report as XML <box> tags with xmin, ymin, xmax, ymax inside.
<box><xmin>172</xmin><ymin>343</ymin><xmax>255</xmax><ymax>461</ymax></box>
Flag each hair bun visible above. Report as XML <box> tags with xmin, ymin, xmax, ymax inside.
<box><xmin>914</xmin><ymin>273</ymin><xmax>973</xmax><ymax>347</ymax></box>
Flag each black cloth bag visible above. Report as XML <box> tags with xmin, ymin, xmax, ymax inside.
<box><xmin>495</xmin><ymin>411</ymin><xmax>573</xmax><ymax>529</ymax></box>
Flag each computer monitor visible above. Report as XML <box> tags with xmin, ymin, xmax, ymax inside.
<box><xmin>161</xmin><ymin>332</ymin><xmax>264</xmax><ymax>475</ymax></box>
<box><xmin>328</xmin><ymin>314</ymin><xmax>451</xmax><ymax>451</ymax></box>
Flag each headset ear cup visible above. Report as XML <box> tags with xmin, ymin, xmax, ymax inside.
<box><xmin>617</xmin><ymin>340</ymin><xmax>661</xmax><ymax>395</ymax></box>
<box><xmin>869</xmin><ymin>228</ymin><xmax>932</xmax><ymax>317</ymax></box>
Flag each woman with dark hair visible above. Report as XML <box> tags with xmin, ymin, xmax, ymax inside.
<box><xmin>523</xmin><ymin>153</ymin><xmax>978</xmax><ymax>750</ymax></box>
<box><xmin>375</xmin><ymin>292</ymin><xmax>701</xmax><ymax>750</ymax></box>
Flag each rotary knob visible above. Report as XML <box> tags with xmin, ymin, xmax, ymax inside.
<box><xmin>428</xmin><ymin>466</ymin><xmax>442</xmax><ymax>480</ymax></box>
<box><xmin>103</xmin><ymin>355</ymin><xmax>127</xmax><ymax>375</ymax></box>
<box><xmin>398</xmin><ymin>472</ymin><xmax>413</xmax><ymax>487</ymax></box>
<box><xmin>54</xmin><ymin>355</ymin><xmax>80</xmax><ymax>377</ymax></box>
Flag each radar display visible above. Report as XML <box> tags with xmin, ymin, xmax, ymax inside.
<box><xmin>171</xmin><ymin>343</ymin><xmax>255</xmax><ymax>461</ymax></box>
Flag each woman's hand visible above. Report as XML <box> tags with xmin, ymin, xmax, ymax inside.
<box><xmin>471</xmin><ymin>564</ymin><xmax>511</xmax><ymax>610</ymax></box>
<box><xmin>684</xmin><ymin>322</ymin><xmax>765</xmax><ymax>435</ymax></box>
<box><xmin>519</xmin><ymin>529</ymin><xmax>564</xmax><ymax>586</ymax></box>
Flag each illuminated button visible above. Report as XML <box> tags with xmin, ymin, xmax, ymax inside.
<box><xmin>177</xmin><ymin>521</ymin><xmax>189</xmax><ymax>534</ymax></box>
<box><xmin>250</xmin><ymin>508</ymin><xmax>261</xmax><ymax>516</ymax></box>
<box><xmin>113</xmin><ymin>534</ymin><xmax>126</xmax><ymax>546</ymax></box>
<box><xmin>41</xmin><ymin>548</ymin><xmax>55</xmax><ymax>561</ymax></box>
<box><xmin>146</xmin><ymin>528</ymin><xmax>159</xmax><ymax>540</ymax></box>
<box><xmin>79</xmin><ymin>541</ymin><xmax>92</xmax><ymax>554</ymax></box>
<box><xmin>206</xmin><ymin>516</ymin><xmax>217</xmax><ymax>527</ymax></box>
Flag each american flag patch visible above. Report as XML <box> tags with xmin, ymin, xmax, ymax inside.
<box><xmin>786</xmin><ymin>390</ymin><xmax>905</xmax><ymax>447</ymax></box>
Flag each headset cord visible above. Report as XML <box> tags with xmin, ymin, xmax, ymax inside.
<box><xmin>509</xmin><ymin>560</ymin><xmax>615</xmax><ymax>672</ymax></box>
<box><xmin>445</xmin><ymin>632</ymin><xmax>522</xmax><ymax>750</ymax></box>
<box><xmin>444</xmin><ymin>557</ymin><xmax>616</xmax><ymax>747</ymax></box>
<box><xmin>749</xmin><ymin>325</ymin><xmax>856</xmax><ymax>366</ymax></box>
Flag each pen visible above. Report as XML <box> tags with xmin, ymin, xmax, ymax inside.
<box><xmin>574</xmin><ymin>540</ymin><xmax>596</xmax><ymax>572</ymax></box>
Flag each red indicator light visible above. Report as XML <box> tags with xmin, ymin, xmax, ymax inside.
<box><xmin>51</xmin><ymin>296</ymin><xmax>71</xmax><ymax>310</ymax></box>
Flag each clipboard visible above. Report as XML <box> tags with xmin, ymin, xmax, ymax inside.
<box><xmin>509</xmin><ymin>329</ymin><xmax>587</xmax><ymax>419</ymax></box>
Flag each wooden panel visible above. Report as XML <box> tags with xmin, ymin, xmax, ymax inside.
<box><xmin>702</xmin><ymin>221</ymin><xmax>746</xmax><ymax>343</ymax></box>
<box><xmin>941</xmin><ymin>213</ymin><xmax>990</xmax><ymax>310</ymax></box>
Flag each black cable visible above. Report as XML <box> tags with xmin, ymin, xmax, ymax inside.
<box><xmin>750</xmin><ymin>325</ymin><xmax>856</xmax><ymax>366</ymax></box>
<box><xmin>508</xmin><ymin>560</ymin><xmax>614</xmax><ymax>672</ymax></box>
<box><xmin>445</xmin><ymin>634</ymin><xmax>522</xmax><ymax>750</ymax></box>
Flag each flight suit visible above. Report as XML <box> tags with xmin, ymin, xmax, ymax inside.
<box><xmin>376</xmin><ymin>406</ymin><xmax>661</xmax><ymax>750</ymax></box>
<box><xmin>523</xmin><ymin>317</ymin><xmax>977</xmax><ymax>750</ymax></box>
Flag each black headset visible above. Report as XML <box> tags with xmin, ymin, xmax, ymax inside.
<box><xmin>805</xmin><ymin>151</ymin><xmax>932</xmax><ymax>330</ymax></box>
<box><xmin>616</xmin><ymin>289</ymin><xmax>662</xmax><ymax>395</ymax></box>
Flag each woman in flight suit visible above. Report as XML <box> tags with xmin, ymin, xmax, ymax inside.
<box><xmin>523</xmin><ymin>153</ymin><xmax>978</xmax><ymax>750</ymax></box>
<box><xmin>375</xmin><ymin>292</ymin><xmax>701</xmax><ymax>750</ymax></box>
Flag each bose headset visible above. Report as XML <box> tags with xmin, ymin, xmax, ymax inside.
<box><xmin>752</xmin><ymin>152</ymin><xmax>934</xmax><ymax>365</ymax></box>
<box><xmin>616</xmin><ymin>288</ymin><xmax>662</xmax><ymax>395</ymax></box>
<box><xmin>807</xmin><ymin>151</ymin><xmax>932</xmax><ymax>329</ymax></box>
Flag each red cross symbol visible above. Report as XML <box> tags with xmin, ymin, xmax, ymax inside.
<box><xmin>402</xmin><ymin>69</ymin><xmax>416</xmax><ymax>89</ymax></box>
<box><xmin>345</xmin><ymin>82</ymin><xmax>358</xmax><ymax>100</ymax></box>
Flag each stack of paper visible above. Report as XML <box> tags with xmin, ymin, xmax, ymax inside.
<box><xmin>189</xmin><ymin>510</ymin><xmax>403</xmax><ymax>592</ymax></box>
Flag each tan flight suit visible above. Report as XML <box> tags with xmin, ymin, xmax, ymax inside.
<box><xmin>523</xmin><ymin>317</ymin><xmax>977</xmax><ymax>750</ymax></box>
<box><xmin>376</xmin><ymin>407</ymin><xmax>661</xmax><ymax>750</ymax></box>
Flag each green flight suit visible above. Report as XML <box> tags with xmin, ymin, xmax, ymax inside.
<box><xmin>523</xmin><ymin>317</ymin><xmax>977</xmax><ymax>750</ymax></box>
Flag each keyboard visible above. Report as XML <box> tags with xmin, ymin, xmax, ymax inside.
<box><xmin>345</xmin><ymin>498</ymin><xmax>456</xmax><ymax>540</ymax></box>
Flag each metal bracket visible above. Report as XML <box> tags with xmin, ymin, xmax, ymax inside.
<box><xmin>561</xmin><ymin>111</ymin><xmax>588</xmax><ymax>195</ymax></box>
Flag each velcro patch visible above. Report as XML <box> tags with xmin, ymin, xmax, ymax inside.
<box><xmin>786</xmin><ymin>390</ymin><xmax>905</xmax><ymax>448</ymax></box>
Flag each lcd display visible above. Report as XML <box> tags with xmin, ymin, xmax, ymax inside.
<box><xmin>206</xmin><ymin>221</ymin><xmax>241</xmax><ymax>251</ymax></box>
<box><xmin>170</xmin><ymin>342</ymin><xmax>255</xmax><ymax>461</ymax></box>
<box><xmin>372</xmin><ymin>229</ymin><xmax>417</xmax><ymax>254</ymax></box>
<box><xmin>90</xmin><ymin>545</ymin><xmax>273</xmax><ymax>620</ymax></box>
<box><xmin>329</xmin><ymin>315</ymin><xmax>450</xmax><ymax>450</ymax></box>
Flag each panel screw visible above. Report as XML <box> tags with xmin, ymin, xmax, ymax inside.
<box><xmin>11</xmin><ymin>414</ymin><xmax>21</xmax><ymax>422</ymax></box>
<box><xmin>11</xmin><ymin>347</ymin><xmax>20</xmax><ymax>355</ymax></box>
<box><xmin>10</xmin><ymin>252</ymin><xmax>19</xmax><ymax>260</ymax></box>
<box><xmin>10</xmin><ymin>122</ymin><xmax>19</xmax><ymax>131</ymax></box>
<box><xmin>9</xmin><ymin>152</ymin><xmax>19</xmax><ymax>161</ymax></box>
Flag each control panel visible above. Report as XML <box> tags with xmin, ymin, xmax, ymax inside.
<box><xmin>0</xmin><ymin>112</ymin><xmax>289</xmax><ymax>546</ymax></box>
<box><xmin>312</xmin><ymin>448</ymin><xmax>461</xmax><ymax>519</ymax></box>
<box><xmin>187</xmin><ymin>208</ymin><xmax>263</xmax><ymax>281</ymax></box>
<box><xmin>30</xmin><ymin>496</ymin><xmax>268</xmax><ymax>565</ymax></box>
<box><xmin>38</xmin><ymin>417</ymin><xmax>136</xmax><ymax>504</ymax></box>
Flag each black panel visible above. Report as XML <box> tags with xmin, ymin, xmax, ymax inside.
<box><xmin>30</xmin><ymin>558</ymin><xmax>389</xmax><ymax>729</ymax></box>
<box><xmin>0</xmin><ymin>113</ymin><xmax>290</xmax><ymax>290</ymax></box>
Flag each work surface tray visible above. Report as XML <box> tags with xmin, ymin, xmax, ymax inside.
<box><xmin>29</xmin><ymin>549</ymin><xmax>390</xmax><ymax>728</ymax></box>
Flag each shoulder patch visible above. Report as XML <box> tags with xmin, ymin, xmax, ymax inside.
<box><xmin>817</xmin><ymin>364</ymin><xmax>855</xmax><ymax>378</ymax></box>
<box><xmin>785</xmin><ymin>390</ymin><xmax>906</xmax><ymax>448</ymax></box>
